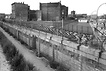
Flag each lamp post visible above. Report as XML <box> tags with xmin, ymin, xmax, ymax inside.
<box><xmin>91</xmin><ymin>10</ymin><xmax>97</xmax><ymax>18</ymax></box>
<box><xmin>95</xmin><ymin>3</ymin><xmax>106</xmax><ymax>57</ymax></box>
<box><xmin>96</xmin><ymin>3</ymin><xmax>106</xmax><ymax>28</ymax></box>
<box><xmin>96</xmin><ymin>3</ymin><xmax>106</xmax><ymax>41</ymax></box>
<box><xmin>91</xmin><ymin>10</ymin><xmax>97</xmax><ymax>15</ymax></box>
<box><xmin>61</xmin><ymin>10</ymin><xmax>64</xmax><ymax>44</ymax></box>
<box><xmin>62</xmin><ymin>12</ymin><xmax>64</xmax><ymax>29</ymax></box>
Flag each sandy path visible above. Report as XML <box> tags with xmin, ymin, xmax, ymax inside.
<box><xmin>0</xmin><ymin>27</ymin><xmax>55</xmax><ymax>71</ymax></box>
<box><xmin>0</xmin><ymin>46</ymin><xmax>11</xmax><ymax>71</ymax></box>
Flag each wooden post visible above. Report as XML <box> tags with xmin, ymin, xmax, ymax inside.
<box><xmin>80</xmin><ymin>55</ymin><xmax>82</xmax><ymax>71</ymax></box>
<box><xmin>38</xmin><ymin>31</ymin><xmax>40</xmax><ymax>57</ymax></box>
<box><xmin>29</xmin><ymin>35</ymin><xmax>31</xmax><ymax>48</ymax></box>
<box><xmin>52</xmin><ymin>44</ymin><xmax>55</xmax><ymax>61</ymax></box>
<box><xmin>57</xmin><ymin>29</ymin><xmax>58</xmax><ymax>35</ymax></box>
<box><xmin>17</xmin><ymin>30</ymin><xmax>19</xmax><ymax>39</ymax></box>
<box><xmin>72</xmin><ymin>25</ymin><xmax>73</xmax><ymax>32</ymax></box>
<box><xmin>82</xmin><ymin>26</ymin><xmax>83</xmax><ymax>34</ymax></box>
<box><xmin>77</xmin><ymin>25</ymin><xmax>78</xmax><ymax>33</ymax></box>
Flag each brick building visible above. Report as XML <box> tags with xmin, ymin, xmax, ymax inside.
<box><xmin>61</xmin><ymin>5</ymin><xmax>68</xmax><ymax>19</ymax></box>
<box><xmin>0</xmin><ymin>13</ymin><xmax>5</xmax><ymax>21</ymax></box>
<box><xmin>29</xmin><ymin>10</ymin><xmax>42</xmax><ymax>21</ymax></box>
<box><xmin>40</xmin><ymin>2</ymin><xmax>68</xmax><ymax>21</ymax></box>
<box><xmin>29</xmin><ymin>10</ymin><xmax>36</xmax><ymax>21</ymax></box>
<box><xmin>36</xmin><ymin>10</ymin><xmax>42</xmax><ymax>21</ymax></box>
<box><xmin>11</xmin><ymin>2</ymin><xmax>30</xmax><ymax>21</ymax></box>
<box><xmin>71</xmin><ymin>10</ymin><xmax>76</xmax><ymax>17</ymax></box>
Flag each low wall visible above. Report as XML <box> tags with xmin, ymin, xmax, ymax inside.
<box><xmin>36</xmin><ymin>38</ymin><xmax>103</xmax><ymax>71</ymax></box>
<box><xmin>1</xmin><ymin>22</ymin><xmax>105</xmax><ymax>71</ymax></box>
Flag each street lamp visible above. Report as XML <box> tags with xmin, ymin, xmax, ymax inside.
<box><xmin>91</xmin><ymin>10</ymin><xmax>97</xmax><ymax>15</ymax></box>
<box><xmin>96</xmin><ymin>3</ymin><xmax>106</xmax><ymax>51</ymax></box>
<box><xmin>96</xmin><ymin>3</ymin><xmax>106</xmax><ymax>28</ymax></box>
<box><xmin>91</xmin><ymin>10</ymin><xmax>97</xmax><ymax>17</ymax></box>
<box><xmin>61</xmin><ymin>10</ymin><xmax>64</xmax><ymax>44</ymax></box>
<box><xmin>90</xmin><ymin>10</ymin><xmax>97</xmax><ymax>21</ymax></box>
<box><xmin>62</xmin><ymin>11</ymin><xmax>64</xmax><ymax>29</ymax></box>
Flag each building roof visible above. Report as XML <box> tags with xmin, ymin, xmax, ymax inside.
<box><xmin>40</xmin><ymin>2</ymin><xmax>61</xmax><ymax>7</ymax></box>
<box><xmin>11</xmin><ymin>2</ymin><xmax>29</xmax><ymax>6</ymax></box>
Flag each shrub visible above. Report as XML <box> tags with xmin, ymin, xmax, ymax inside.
<box><xmin>0</xmin><ymin>31</ymin><xmax>35</xmax><ymax>71</ymax></box>
<box><xmin>56</xmin><ymin>65</ymin><xmax>69</xmax><ymax>71</ymax></box>
<box><xmin>50</xmin><ymin>61</ymin><xmax>59</xmax><ymax>69</ymax></box>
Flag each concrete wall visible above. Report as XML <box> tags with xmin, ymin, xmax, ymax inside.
<box><xmin>36</xmin><ymin>39</ymin><xmax>54</xmax><ymax>59</ymax></box>
<box><xmin>3</xmin><ymin>22</ymin><xmax>105</xmax><ymax>71</ymax></box>
<box><xmin>35</xmin><ymin>38</ymin><xmax>103</xmax><ymax>71</ymax></box>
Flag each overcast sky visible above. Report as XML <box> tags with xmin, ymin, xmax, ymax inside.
<box><xmin>1</xmin><ymin>0</ymin><xmax>106</xmax><ymax>15</ymax></box>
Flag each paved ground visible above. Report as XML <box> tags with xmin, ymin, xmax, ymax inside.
<box><xmin>0</xmin><ymin>45</ymin><xmax>11</xmax><ymax>71</ymax></box>
<box><xmin>0</xmin><ymin>27</ymin><xmax>55</xmax><ymax>71</ymax></box>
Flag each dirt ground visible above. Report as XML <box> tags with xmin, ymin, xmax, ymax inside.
<box><xmin>0</xmin><ymin>46</ymin><xmax>11</xmax><ymax>71</ymax></box>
